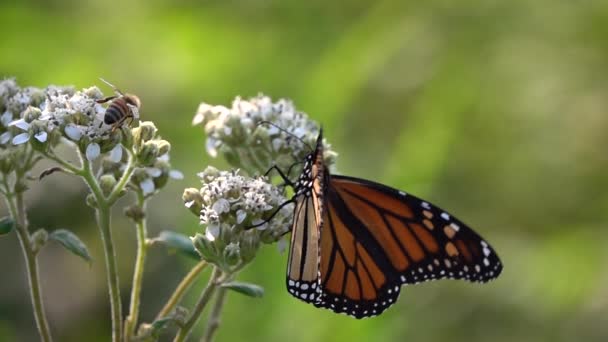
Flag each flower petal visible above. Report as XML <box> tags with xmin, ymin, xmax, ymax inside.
<box><xmin>140</xmin><ymin>178</ymin><xmax>155</xmax><ymax>196</ymax></box>
<box><xmin>9</xmin><ymin>119</ymin><xmax>30</xmax><ymax>130</ymax></box>
<box><xmin>34</xmin><ymin>131</ymin><xmax>48</xmax><ymax>143</ymax></box>
<box><xmin>0</xmin><ymin>132</ymin><xmax>12</xmax><ymax>144</ymax></box>
<box><xmin>206</xmin><ymin>138</ymin><xmax>219</xmax><ymax>158</ymax></box>
<box><xmin>64</xmin><ymin>124</ymin><xmax>82</xmax><ymax>141</ymax></box>
<box><xmin>169</xmin><ymin>170</ymin><xmax>184</xmax><ymax>180</ymax></box>
<box><xmin>146</xmin><ymin>167</ymin><xmax>162</xmax><ymax>178</ymax></box>
<box><xmin>236</xmin><ymin>209</ymin><xmax>247</xmax><ymax>224</ymax></box>
<box><xmin>12</xmin><ymin>132</ymin><xmax>30</xmax><ymax>145</ymax></box>
<box><xmin>205</xmin><ymin>223</ymin><xmax>220</xmax><ymax>242</ymax></box>
<box><xmin>85</xmin><ymin>143</ymin><xmax>101</xmax><ymax>161</ymax></box>
<box><xmin>109</xmin><ymin>145</ymin><xmax>123</xmax><ymax>163</ymax></box>
<box><xmin>212</xmin><ymin>198</ymin><xmax>230</xmax><ymax>214</ymax></box>
<box><xmin>251</xmin><ymin>219</ymin><xmax>267</xmax><ymax>231</ymax></box>
<box><xmin>1</xmin><ymin>111</ymin><xmax>12</xmax><ymax>127</ymax></box>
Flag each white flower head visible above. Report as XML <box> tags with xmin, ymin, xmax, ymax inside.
<box><xmin>186</xmin><ymin>167</ymin><xmax>292</xmax><ymax>268</ymax></box>
<box><xmin>193</xmin><ymin>94</ymin><xmax>338</xmax><ymax>175</ymax></box>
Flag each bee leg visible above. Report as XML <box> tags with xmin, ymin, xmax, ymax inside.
<box><xmin>96</xmin><ymin>95</ymin><xmax>118</xmax><ymax>104</ymax></box>
<box><xmin>110</xmin><ymin>115</ymin><xmax>130</xmax><ymax>133</ymax></box>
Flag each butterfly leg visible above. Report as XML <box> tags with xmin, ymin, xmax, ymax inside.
<box><xmin>264</xmin><ymin>165</ymin><xmax>295</xmax><ymax>188</ymax></box>
<box><xmin>244</xmin><ymin>198</ymin><xmax>295</xmax><ymax>230</ymax></box>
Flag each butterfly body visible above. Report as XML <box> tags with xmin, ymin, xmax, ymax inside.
<box><xmin>285</xmin><ymin>129</ymin><xmax>502</xmax><ymax>318</ymax></box>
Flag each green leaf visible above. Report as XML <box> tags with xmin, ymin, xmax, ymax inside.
<box><xmin>156</xmin><ymin>230</ymin><xmax>200</xmax><ymax>260</ymax></box>
<box><xmin>49</xmin><ymin>229</ymin><xmax>92</xmax><ymax>264</ymax></box>
<box><xmin>0</xmin><ymin>216</ymin><xmax>15</xmax><ymax>236</ymax></box>
<box><xmin>221</xmin><ymin>281</ymin><xmax>264</xmax><ymax>298</ymax></box>
<box><xmin>149</xmin><ymin>317</ymin><xmax>177</xmax><ymax>337</ymax></box>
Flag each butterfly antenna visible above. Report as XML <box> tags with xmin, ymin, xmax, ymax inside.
<box><xmin>257</xmin><ymin>121</ymin><xmax>314</xmax><ymax>152</ymax></box>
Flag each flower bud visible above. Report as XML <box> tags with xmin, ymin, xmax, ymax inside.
<box><xmin>223</xmin><ymin>242</ymin><xmax>241</xmax><ymax>267</ymax></box>
<box><xmin>183</xmin><ymin>188</ymin><xmax>203</xmax><ymax>216</ymax></box>
<box><xmin>23</xmin><ymin>106</ymin><xmax>42</xmax><ymax>122</ymax></box>
<box><xmin>191</xmin><ymin>233</ymin><xmax>218</xmax><ymax>263</ymax></box>
<box><xmin>83</xmin><ymin>86</ymin><xmax>103</xmax><ymax>100</ymax></box>
<box><xmin>138</xmin><ymin>141</ymin><xmax>159</xmax><ymax>166</ymax></box>
<box><xmin>239</xmin><ymin>230</ymin><xmax>260</xmax><ymax>263</ymax></box>
<box><xmin>156</xmin><ymin>139</ymin><xmax>171</xmax><ymax>156</ymax></box>
<box><xmin>132</xmin><ymin>121</ymin><xmax>158</xmax><ymax>148</ymax></box>
<box><xmin>0</xmin><ymin>151</ymin><xmax>15</xmax><ymax>174</ymax></box>
<box><xmin>99</xmin><ymin>174</ymin><xmax>117</xmax><ymax>196</ymax></box>
<box><xmin>121</xmin><ymin>126</ymin><xmax>134</xmax><ymax>149</ymax></box>
<box><xmin>30</xmin><ymin>228</ymin><xmax>48</xmax><ymax>254</ymax></box>
<box><xmin>124</xmin><ymin>204</ymin><xmax>145</xmax><ymax>223</ymax></box>
<box><xmin>86</xmin><ymin>193</ymin><xmax>98</xmax><ymax>208</ymax></box>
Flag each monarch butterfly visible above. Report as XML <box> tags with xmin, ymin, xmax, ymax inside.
<box><xmin>264</xmin><ymin>127</ymin><xmax>502</xmax><ymax>319</ymax></box>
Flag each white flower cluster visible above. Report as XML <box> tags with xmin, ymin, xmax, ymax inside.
<box><xmin>186</xmin><ymin>166</ymin><xmax>292</xmax><ymax>270</ymax></box>
<box><xmin>1</xmin><ymin>79</ymin><xmax>181</xmax><ymax>201</ymax></box>
<box><xmin>101</xmin><ymin>121</ymin><xmax>183</xmax><ymax>198</ymax></box>
<box><xmin>0</xmin><ymin>78</ymin><xmax>121</xmax><ymax>160</ymax></box>
<box><xmin>193</xmin><ymin>94</ymin><xmax>337</xmax><ymax>175</ymax></box>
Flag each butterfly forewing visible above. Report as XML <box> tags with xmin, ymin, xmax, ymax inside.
<box><xmin>286</xmin><ymin>148</ymin><xmax>326</xmax><ymax>304</ymax></box>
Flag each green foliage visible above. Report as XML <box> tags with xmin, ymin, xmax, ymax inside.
<box><xmin>0</xmin><ymin>217</ymin><xmax>14</xmax><ymax>236</ymax></box>
<box><xmin>49</xmin><ymin>229</ymin><xmax>92</xmax><ymax>264</ymax></box>
<box><xmin>221</xmin><ymin>282</ymin><xmax>265</xmax><ymax>298</ymax></box>
<box><xmin>156</xmin><ymin>230</ymin><xmax>199</xmax><ymax>260</ymax></box>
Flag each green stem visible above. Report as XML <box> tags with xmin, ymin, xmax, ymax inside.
<box><xmin>4</xmin><ymin>192</ymin><xmax>53</xmax><ymax>342</ymax></box>
<box><xmin>156</xmin><ymin>260</ymin><xmax>208</xmax><ymax>320</ymax></box>
<box><xmin>173</xmin><ymin>267</ymin><xmax>223</xmax><ymax>342</ymax></box>
<box><xmin>124</xmin><ymin>192</ymin><xmax>148</xmax><ymax>341</ymax></box>
<box><xmin>81</xmin><ymin>155</ymin><xmax>123</xmax><ymax>342</ymax></box>
<box><xmin>201</xmin><ymin>286</ymin><xmax>228</xmax><ymax>342</ymax></box>
<box><xmin>96</xmin><ymin>203</ymin><xmax>123</xmax><ymax>342</ymax></box>
<box><xmin>107</xmin><ymin>149</ymin><xmax>135</xmax><ymax>203</ymax></box>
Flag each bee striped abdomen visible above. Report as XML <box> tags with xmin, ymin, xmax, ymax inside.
<box><xmin>104</xmin><ymin>99</ymin><xmax>130</xmax><ymax>125</ymax></box>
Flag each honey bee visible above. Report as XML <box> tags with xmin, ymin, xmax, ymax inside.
<box><xmin>96</xmin><ymin>78</ymin><xmax>141</xmax><ymax>131</ymax></box>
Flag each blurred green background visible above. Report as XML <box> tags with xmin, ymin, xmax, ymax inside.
<box><xmin>2</xmin><ymin>0</ymin><xmax>608</xmax><ymax>341</ymax></box>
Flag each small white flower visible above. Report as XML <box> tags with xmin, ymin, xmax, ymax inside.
<box><xmin>140</xmin><ymin>178</ymin><xmax>155</xmax><ymax>196</ymax></box>
<box><xmin>86</xmin><ymin>143</ymin><xmax>101</xmax><ymax>161</ymax></box>
<box><xmin>12</xmin><ymin>132</ymin><xmax>29</xmax><ymax>145</ymax></box>
<box><xmin>64</xmin><ymin>124</ymin><xmax>83</xmax><ymax>141</ymax></box>
<box><xmin>109</xmin><ymin>145</ymin><xmax>123</xmax><ymax>162</ymax></box>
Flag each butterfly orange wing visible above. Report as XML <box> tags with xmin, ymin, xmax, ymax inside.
<box><xmin>314</xmin><ymin>175</ymin><xmax>503</xmax><ymax>318</ymax></box>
